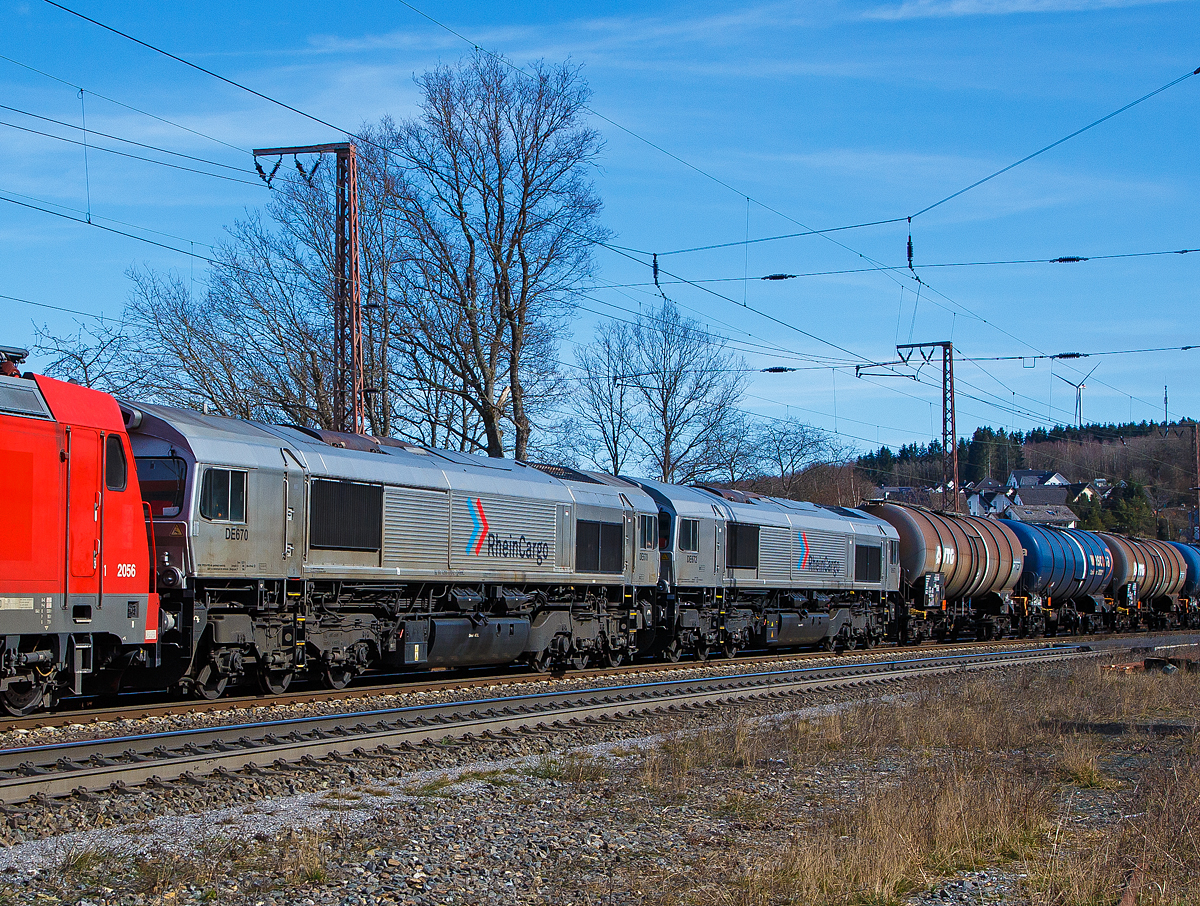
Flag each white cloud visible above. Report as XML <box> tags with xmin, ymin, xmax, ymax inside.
<box><xmin>864</xmin><ymin>0</ymin><xmax>1183</xmax><ymax>20</ymax></box>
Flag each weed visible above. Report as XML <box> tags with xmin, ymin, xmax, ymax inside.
<box><xmin>526</xmin><ymin>754</ymin><xmax>608</xmax><ymax>783</ymax></box>
<box><xmin>322</xmin><ymin>790</ymin><xmax>363</xmax><ymax>801</ymax></box>
<box><xmin>1057</xmin><ymin>735</ymin><xmax>1110</xmax><ymax>789</ymax></box>
<box><xmin>56</xmin><ymin>844</ymin><xmax>108</xmax><ymax>878</ymax></box>
<box><xmin>407</xmin><ymin>776</ymin><xmax>455</xmax><ymax>796</ymax></box>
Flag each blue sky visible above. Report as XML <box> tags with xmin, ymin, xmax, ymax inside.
<box><xmin>1</xmin><ymin>0</ymin><xmax>1197</xmax><ymax>453</ymax></box>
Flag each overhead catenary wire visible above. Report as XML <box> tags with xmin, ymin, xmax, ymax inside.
<box><xmin>600</xmin><ymin>246</ymin><xmax>1200</xmax><ymax>287</ymax></box>
<box><xmin>0</xmin><ymin>186</ymin><xmax>217</xmax><ymax>248</ymax></box>
<box><xmin>0</xmin><ymin>117</ymin><xmax>264</xmax><ymax>186</ymax></box>
<box><xmin>0</xmin><ymin>51</ymin><xmax>251</xmax><ymax>155</ymax></box>
<box><xmin>911</xmin><ymin>64</ymin><xmax>1200</xmax><ymax>219</ymax></box>
<box><xmin>43</xmin><ymin>0</ymin><xmax>400</xmax><ymax>159</ymax></box>
<box><xmin>0</xmin><ymin>103</ymin><xmax>261</xmax><ymax>175</ymax></box>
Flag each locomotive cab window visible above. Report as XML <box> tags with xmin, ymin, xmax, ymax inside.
<box><xmin>678</xmin><ymin>518</ymin><xmax>699</xmax><ymax>552</ymax></box>
<box><xmin>136</xmin><ymin>456</ymin><xmax>187</xmax><ymax>517</ymax></box>
<box><xmin>889</xmin><ymin>540</ymin><xmax>899</xmax><ymax>565</ymax></box>
<box><xmin>104</xmin><ymin>434</ymin><xmax>127</xmax><ymax>492</ymax></box>
<box><xmin>200</xmin><ymin>467</ymin><xmax>247</xmax><ymax>523</ymax></box>
<box><xmin>855</xmin><ymin>544</ymin><xmax>882</xmax><ymax>583</ymax></box>
<box><xmin>639</xmin><ymin>514</ymin><xmax>658</xmax><ymax>550</ymax></box>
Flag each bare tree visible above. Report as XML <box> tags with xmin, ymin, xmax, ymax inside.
<box><xmin>627</xmin><ymin>301</ymin><xmax>749</xmax><ymax>484</ymax></box>
<box><xmin>572</xmin><ymin>319</ymin><xmax>642</xmax><ymax>475</ymax></box>
<box><xmin>32</xmin><ymin>319</ymin><xmax>150</xmax><ymax>398</ymax></box>
<box><xmin>709</xmin><ymin>410</ymin><xmax>764</xmax><ymax>485</ymax></box>
<box><xmin>756</xmin><ymin>417</ymin><xmax>829</xmax><ymax>497</ymax></box>
<box><xmin>385</xmin><ymin>54</ymin><xmax>607</xmax><ymax>459</ymax></box>
<box><xmin>34</xmin><ymin>57</ymin><xmax>600</xmax><ymax>455</ymax></box>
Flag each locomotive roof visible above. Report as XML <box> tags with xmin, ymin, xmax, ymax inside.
<box><xmin>622</xmin><ymin>477</ymin><xmax>737</xmax><ymax>520</ymax></box>
<box><xmin>126</xmin><ymin>403</ymin><xmax>650</xmax><ymax>505</ymax></box>
<box><xmin>626</xmin><ymin>476</ymin><xmax>896</xmax><ymax>537</ymax></box>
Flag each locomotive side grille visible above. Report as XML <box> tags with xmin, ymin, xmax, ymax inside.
<box><xmin>0</xmin><ymin>377</ymin><xmax>51</xmax><ymax>419</ymax></box>
<box><xmin>383</xmin><ymin>487</ymin><xmax>451</xmax><ymax>569</ymax></box>
<box><xmin>310</xmin><ymin>479</ymin><xmax>383</xmax><ymax>551</ymax></box>
<box><xmin>758</xmin><ymin>527</ymin><xmax>792</xmax><ymax>582</ymax></box>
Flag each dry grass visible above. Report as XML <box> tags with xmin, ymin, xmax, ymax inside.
<box><xmin>527</xmin><ymin>753</ymin><xmax>610</xmax><ymax>783</ymax></box>
<box><xmin>680</xmin><ymin>752</ymin><xmax>1049</xmax><ymax>906</ymax></box>
<box><xmin>1033</xmin><ymin>738</ymin><xmax>1200</xmax><ymax>906</ymax></box>
<box><xmin>627</xmin><ymin>663</ymin><xmax>1200</xmax><ymax>906</ymax></box>
<box><xmin>1056</xmin><ymin>735</ymin><xmax>1110</xmax><ymax>788</ymax></box>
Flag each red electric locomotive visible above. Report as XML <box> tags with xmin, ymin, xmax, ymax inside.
<box><xmin>0</xmin><ymin>347</ymin><xmax>159</xmax><ymax>715</ymax></box>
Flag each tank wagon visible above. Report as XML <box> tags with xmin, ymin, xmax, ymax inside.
<box><xmin>1001</xmin><ymin>522</ymin><xmax>1113</xmax><ymax>635</ymax></box>
<box><xmin>861</xmin><ymin>503</ymin><xmax>1023</xmax><ymax>641</ymax></box>
<box><xmin>1168</xmin><ymin>542</ymin><xmax>1200</xmax><ymax>627</ymax></box>
<box><xmin>1098</xmin><ymin>534</ymin><xmax>1187</xmax><ymax>630</ymax></box>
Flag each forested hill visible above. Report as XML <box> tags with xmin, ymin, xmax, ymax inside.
<box><xmin>857</xmin><ymin>420</ymin><xmax>1200</xmax><ymax>503</ymax></box>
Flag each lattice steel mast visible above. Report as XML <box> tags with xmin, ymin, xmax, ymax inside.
<box><xmin>253</xmin><ymin>142</ymin><xmax>365</xmax><ymax>435</ymax></box>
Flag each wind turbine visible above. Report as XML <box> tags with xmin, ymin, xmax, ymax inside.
<box><xmin>1055</xmin><ymin>364</ymin><xmax>1099</xmax><ymax>429</ymax></box>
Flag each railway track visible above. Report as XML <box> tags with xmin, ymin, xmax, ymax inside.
<box><xmin>3</xmin><ymin>631</ymin><xmax>1180</xmax><ymax>733</ymax></box>
<box><xmin>0</xmin><ymin>644</ymin><xmax>1100</xmax><ymax>805</ymax></box>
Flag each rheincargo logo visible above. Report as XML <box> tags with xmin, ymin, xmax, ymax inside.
<box><xmin>463</xmin><ymin>498</ymin><xmax>550</xmax><ymax>565</ymax></box>
<box><xmin>798</xmin><ymin>530</ymin><xmax>840</xmax><ymax>575</ymax></box>
<box><xmin>466</xmin><ymin>498</ymin><xmax>490</xmax><ymax>555</ymax></box>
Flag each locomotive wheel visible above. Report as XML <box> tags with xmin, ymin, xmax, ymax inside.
<box><xmin>664</xmin><ymin>641</ymin><xmax>682</xmax><ymax>663</ymax></box>
<box><xmin>695</xmin><ymin>644</ymin><xmax>712</xmax><ymax>662</ymax></box>
<box><xmin>721</xmin><ymin>642</ymin><xmax>739</xmax><ymax>659</ymax></box>
<box><xmin>603</xmin><ymin>646</ymin><xmax>625</xmax><ymax>668</ymax></box>
<box><xmin>530</xmin><ymin>650</ymin><xmax>552</xmax><ymax>673</ymax></box>
<box><xmin>258</xmin><ymin>668</ymin><xmax>294</xmax><ymax>695</ymax></box>
<box><xmin>571</xmin><ymin>652</ymin><xmax>591</xmax><ymax>671</ymax></box>
<box><xmin>2</xmin><ymin>680</ymin><xmax>46</xmax><ymax>717</ymax></box>
<box><xmin>323</xmin><ymin>666</ymin><xmax>355</xmax><ymax>690</ymax></box>
<box><xmin>194</xmin><ymin>664</ymin><xmax>228</xmax><ymax>701</ymax></box>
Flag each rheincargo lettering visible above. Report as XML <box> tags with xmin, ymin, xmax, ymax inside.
<box><xmin>486</xmin><ymin>533</ymin><xmax>550</xmax><ymax>566</ymax></box>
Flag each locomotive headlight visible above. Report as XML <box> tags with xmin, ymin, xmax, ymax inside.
<box><xmin>159</xmin><ymin>566</ymin><xmax>185</xmax><ymax>588</ymax></box>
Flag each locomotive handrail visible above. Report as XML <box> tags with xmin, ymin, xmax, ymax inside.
<box><xmin>142</xmin><ymin>501</ymin><xmax>157</xmax><ymax>594</ymax></box>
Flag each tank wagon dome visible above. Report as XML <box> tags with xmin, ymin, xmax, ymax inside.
<box><xmin>861</xmin><ymin>502</ymin><xmax>1022</xmax><ymax>599</ymax></box>
<box><xmin>1169</xmin><ymin>542</ymin><xmax>1200</xmax><ymax>597</ymax></box>
<box><xmin>1001</xmin><ymin>521</ymin><xmax>1113</xmax><ymax>601</ymax></box>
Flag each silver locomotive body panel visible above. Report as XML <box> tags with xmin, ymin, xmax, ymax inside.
<box><xmin>127</xmin><ymin>406</ymin><xmax>659</xmax><ymax>590</ymax></box>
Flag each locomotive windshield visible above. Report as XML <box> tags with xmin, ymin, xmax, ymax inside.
<box><xmin>134</xmin><ymin>456</ymin><xmax>187</xmax><ymax>517</ymax></box>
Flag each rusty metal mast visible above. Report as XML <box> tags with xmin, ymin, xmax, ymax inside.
<box><xmin>253</xmin><ymin>142</ymin><xmax>365</xmax><ymax>435</ymax></box>
<box><xmin>897</xmin><ymin>342</ymin><xmax>959</xmax><ymax>512</ymax></box>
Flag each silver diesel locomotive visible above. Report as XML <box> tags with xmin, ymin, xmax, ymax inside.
<box><xmin>123</xmin><ymin>401</ymin><xmax>899</xmax><ymax>698</ymax></box>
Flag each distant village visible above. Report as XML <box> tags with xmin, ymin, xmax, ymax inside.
<box><xmin>877</xmin><ymin>469</ymin><xmax>1106</xmax><ymax>528</ymax></box>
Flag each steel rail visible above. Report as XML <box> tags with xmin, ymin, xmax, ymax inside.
<box><xmin>2</xmin><ymin>634</ymin><xmax>1143</xmax><ymax>733</ymax></box>
<box><xmin>0</xmin><ymin>646</ymin><xmax>1096</xmax><ymax>804</ymax></box>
